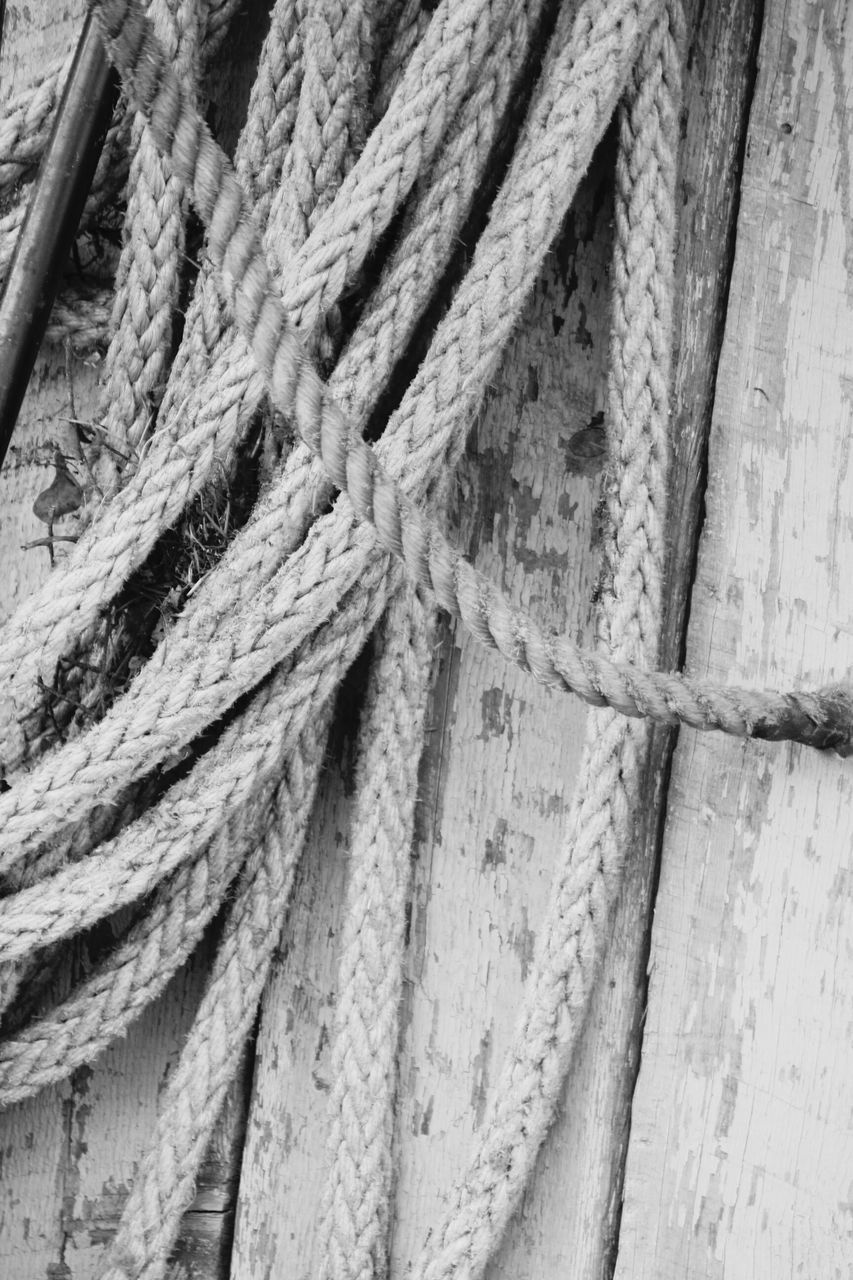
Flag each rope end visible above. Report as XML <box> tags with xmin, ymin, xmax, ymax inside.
<box><xmin>812</xmin><ymin>683</ymin><xmax>853</xmax><ymax>757</ymax></box>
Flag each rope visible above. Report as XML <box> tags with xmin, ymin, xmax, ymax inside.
<box><xmin>100</xmin><ymin>699</ymin><xmax>336</xmax><ymax>1280</ymax></box>
<box><xmin>0</xmin><ymin>0</ymin><xmax>845</xmax><ymax>870</ymax></box>
<box><xmin>82</xmin><ymin>0</ymin><xmax>850</xmax><ymax>756</ymax></box>
<box><xmin>97</xmin><ymin>0</ymin><xmax>202</xmax><ymax>481</ymax></box>
<box><xmin>317</xmin><ymin>580</ymin><xmax>437</xmax><ymax>1280</ymax></box>
<box><xmin>0</xmin><ymin>0</ymin><xmax>850</xmax><ymax>1277</ymax></box>
<box><xmin>408</xmin><ymin>11</ymin><xmax>680</xmax><ymax>1275</ymax></box>
<box><xmin>0</xmin><ymin>0</ymin><xmax>521</xmax><ymax>771</ymax></box>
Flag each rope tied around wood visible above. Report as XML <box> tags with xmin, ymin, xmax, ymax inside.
<box><xmin>0</xmin><ymin>0</ymin><xmax>849</xmax><ymax>1277</ymax></box>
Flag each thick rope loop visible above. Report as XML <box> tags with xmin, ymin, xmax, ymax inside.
<box><xmin>87</xmin><ymin>0</ymin><xmax>853</xmax><ymax>758</ymax></box>
<box><xmin>0</xmin><ymin>4</ymin><xmax>849</xmax><ymax>1280</ymax></box>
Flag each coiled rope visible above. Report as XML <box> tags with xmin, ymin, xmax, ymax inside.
<box><xmin>0</xmin><ymin>0</ymin><xmax>849</xmax><ymax>1277</ymax></box>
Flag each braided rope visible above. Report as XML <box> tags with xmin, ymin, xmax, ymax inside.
<box><xmin>0</xmin><ymin>0</ymin><xmax>547</xmax><ymax>864</ymax></box>
<box><xmin>318</xmin><ymin>582</ymin><xmax>436</xmax><ymax>1280</ymax></box>
<box><xmin>0</xmin><ymin>0</ymin><xmax>642</xmax><ymax>864</ymax></box>
<box><xmin>0</xmin><ymin>3</ymin><xmax>849</xmax><ymax>1278</ymax></box>
<box><xmin>0</xmin><ymin>0</ymin><xmax>236</xmax><ymax>182</ymax></box>
<box><xmin>0</xmin><ymin>137</ymin><xmax>129</xmax><ymax>282</ymax></box>
<box><xmin>63</xmin><ymin>8</ymin><xmax>685</xmax><ymax>1272</ymax></box>
<box><xmin>0</xmin><ymin>57</ymin><xmax>74</xmax><ymax>190</ymax></box>
<box><xmin>97</xmin><ymin>0</ymin><xmax>202</xmax><ymax>476</ymax></box>
<box><xmin>0</xmin><ymin>0</ymin><xmax>240</xmax><ymax>300</ymax></box>
<box><xmin>272</xmin><ymin>0</ymin><xmax>371</xmax><ymax>261</ymax></box>
<box><xmin>374</xmin><ymin>0</ymin><xmax>434</xmax><ymax>118</ymax></box>
<box><xmin>0</xmin><ymin>554</ymin><xmax>401</xmax><ymax>1086</ymax></box>
<box><xmin>0</xmin><ymin>0</ymin><xmax>543</xmax><ymax>1099</ymax></box>
<box><xmin>0</xmin><ymin>0</ymin><xmax>307</xmax><ymax>768</ymax></box>
<box><xmin>0</xmin><ymin>0</ymin><xmax>844</xmax><ymax>884</ymax></box>
<box><xmin>99</xmin><ymin>699</ymin><xmax>335</xmax><ymax>1280</ymax></box>
<box><xmin>267</xmin><ymin>0</ymin><xmax>373</xmax><ymax>366</ymax></box>
<box><xmin>0</xmin><ymin>0</ymin><xmax>520</xmax><ymax>770</ymax></box>
<box><xmin>407</xmin><ymin>12</ymin><xmax>680</xmax><ymax>1277</ymax></box>
<box><xmin>87</xmin><ymin>0</ymin><xmax>846</xmax><ymax>753</ymax></box>
<box><xmin>0</xmin><ymin>546</ymin><xmax>398</xmax><ymax>961</ymax></box>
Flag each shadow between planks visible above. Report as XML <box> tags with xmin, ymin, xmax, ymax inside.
<box><xmin>0</xmin><ymin>1</ymin><xmax>762</xmax><ymax>1277</ymax></box>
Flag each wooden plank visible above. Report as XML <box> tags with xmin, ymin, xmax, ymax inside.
<box><xmin>230</xmin><ymin>4</ymin><xmax>759</xmax><ymax>1275</ymax></box>
<box><xmin>615</xmin><ymin>1</ymin><xmax>853</xmax><ymax>1276</ymax></box>
<box><xmin>0</xmin><ymin>5</ymin><xmax>266</xmax><ymax>1276</ymax></box>
<box><xmin>0</xmin><ymin>0</ymin><xmax>98</xmax><ymax>622</ymax></box>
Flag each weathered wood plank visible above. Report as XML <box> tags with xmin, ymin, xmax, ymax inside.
<box><xmin>230</xmin><ymin>4</ymin><xmax>759</xmax><ymax>1275</ymax></box>
<box><xmin>615</xmin><ymin>1</ymin><xmax>853</xmax><ymax>1276</ymax></box>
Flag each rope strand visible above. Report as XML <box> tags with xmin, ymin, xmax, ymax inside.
<box><xmin>0</xmin><ymin>3</ymin><xmax>849</xmax><ymax>1278</ymax></box>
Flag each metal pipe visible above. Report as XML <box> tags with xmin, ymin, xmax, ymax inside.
<box><xmin>0</xmin><ymin>11</ymin><xmax>119</xmax><ymax>469</ymax></box>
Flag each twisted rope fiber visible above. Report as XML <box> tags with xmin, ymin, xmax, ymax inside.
<box><xmin>0</xmin><ymin>137</ymin><xmax>129</xmax><ymax>283</ymax></box>
<box><xmin>68</xmin><ymin>5</ymin><xmax>686</xmax><ymax>1274</ymax></box>
<box><xmin>0</xmin><ymin>0</ymin><xmax>547</xmax><ymax>864</ymax></box>
<box><xmin>76</xmin><ymin>7</ymin><xmax>850</xmax><ymax>1259</ymax></box>
<box><xmin>373</xmin><ymin>0</ymin><xmax>434</xmax><ymax>120</ymax></box>
<box><xmin>0</xmin><ymin>0</ymin><xmax>308</xmax><ymax>769</ymax></box>
<box><xmin>97</xmin><ymin>0</ymin><xmax>203</xmax><ymax>471</ymax></box>
<box><xmin>0</xmin><ymin>12</ymin><xmax>829</xmax><ymax>1162</ymax></box>
<box><xmin>317</xmin><ymin>582</ymin><xmax>436</xmax><ymax>1280</ymax></box>
<box><xmin>0</xmin><ymin>0</ymin><xmax>237</xmax><ymax>185</ymax></box>
<box><xmin>1</xmin><ymin>5</ymin><xmax>845</xmax><ymax>1274</ymax></box>
<box><xmin>11</xmin><ymin>0</ymin><xmax>525</xmax><ymax>793</ymax></box>
<box><xmin>0</xmin><ymin>541</ymin><xmax>400</xmax><ymax>965</ymax></box>
<box><xmin>85</xmin><ymin>0</ymin><xmax>851</xmax><ymax>747</ymax></box>
<box><xmin>257</xmin><ymin>0</ymin><xmax>373</xmax><ymax>379</ymax></box>
<box><xmin>0</xmin><ymin>0</ymin><xmax>312</xmax><ymax>1031</ymax></box>
<box><xmin>0</xmin><ymin>0</ymin><xmax>523</xmax><ymax>768</ymax></box>
<box><xmin>61</xmin><ymin>0</ymin><xmax>372</xmax><ymax>775</ymax></box>
<box><xmin>0</xmin><ymin>10</ymin><xmax>666</xmax><ymax>1280</ymax></box>
<box><xmin>0</xmin><ymin>555</ymin><xmax>404</xmax><ymax>1090</ymax></box>
<box><xmin>407</xmin><ymin>10</ymin><xmax>679</xmax><ymax>1277</ymax></box>
<box><xmin>0</xmin><ymin>0</ymin><xmax>665</xmax><ymax>867</ymax></box>
<box><xmin>38</xmin><ymin>0</ymin><xmax>311</xmax><ymax>756</ymax></box>
<box><xmin>0</xmin><ymin>92</ymin><xmax>525</xmax><ymax>1070</ymax></box>
<box><xmin>0</xmin><ymin>0</ymin><xmax>547</xmax><ymax>1083</ymax></box>
<box><xmin>44</xmin><ymin>285</ymin><xmax>114</xmax><ymax>348</ymax></box>
<box><xmin>0</xmin><ymin>0</ymin><xmax>378</xmax><ymax>978</ymax></box>
<box><xmin>0</xmin><ymin>0</ymin><xmax>241</xmax><ymax>305</ymax></box>
<box><xmin>0</xmin><ymin>0</ymin><xmax>840</xmax><ymax>880</ymax></box>
<box><xmin>0</xmin><ymin>0</ymin><xmax>648</xmax><ymax>889</ymax></box>
<box><xmin>270</xmin><ymin>0</ymin><xmax>372</xmax><ymax>276</ymax></box>
<box><xmin>99</xmin><ymin>696</ymin><xmax>337</xmax><ymax>1280</ymax></box>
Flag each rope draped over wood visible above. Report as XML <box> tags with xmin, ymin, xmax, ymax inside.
<box><xmin>0</xmin><ymin>0</ymin><xmax>849</xmax><ymax>1277</ymax></box>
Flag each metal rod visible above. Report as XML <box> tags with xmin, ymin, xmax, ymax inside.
<box><xmin>0</xmin><ymin>11</ymin><xmax>119</xmax><ymax>469</ymax></box>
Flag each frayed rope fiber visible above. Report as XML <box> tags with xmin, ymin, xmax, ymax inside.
<box><xmin>0</xmin><ymin>0</ymin><xmax>850</xmax><ymax>1277</ymax></box>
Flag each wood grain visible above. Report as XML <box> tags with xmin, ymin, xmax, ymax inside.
<box><xmin>615</xmin><ymin>1</ymin><xmax>853</xmax><ymax>1275</ymax></box>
